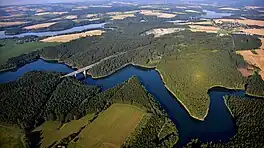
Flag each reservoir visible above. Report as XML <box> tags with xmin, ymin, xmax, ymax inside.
<box><xmin>0</xmin><ymin>23</ymin><xmax>105</xmax><ymax>39</ymax></box>
<box><xmin>0</xmin><ymin>59</ymin><xmax>245</xmax><ymax>146</ymax></box>
<box><xmin>202</xmin><ymin>10</ymin><xmax>232</xmax><ymax>18</ymax></box>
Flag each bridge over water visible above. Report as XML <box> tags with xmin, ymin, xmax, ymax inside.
<box><xmin>61</xmin><ymin>51</ymin><xmax>127</xmax><ymax>78</ymax></box>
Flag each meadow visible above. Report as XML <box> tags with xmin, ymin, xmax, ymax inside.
<box><xmin>0</xmin><ymin>39</ymin><xmax>58</xmax><ymax>64</ymax></box>
<box><xmin>0</xmin><ymin>124</ymin><xmax>26</xmax><ymax>148</ymax></box>
<box><xmin>34</xmin><ymin>114</ymin><xmax>95</xmax><ymax>147</ymax></box>
<box><xmin>73</xmin><ymin>104</ymin><xmax>145</xmax><ymax>148</ymax></box>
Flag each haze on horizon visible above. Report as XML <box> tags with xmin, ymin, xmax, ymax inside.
<box><xmin>0</xmin><ymin>0</ymin><xmax>95</xmax><ymax>6</ymax></box>
<box><xmin>1</xmin><ymin>0</ymin><xmax>263</xmax><ymax>6</ymax></box>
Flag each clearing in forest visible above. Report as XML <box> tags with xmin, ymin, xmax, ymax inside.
<box><xmin>40</xmin><ymin>30</ymin><xmax>104</xmax><ymax>42</ymax></box>
<box><xmin>23</xmin><ymin>22</ymin><xmax>57</xmax><ymax>29</ymax></box>
<box><xmin>34</xmin><ymin>114</ymin><xmax>95</xmax><ymax>148</ymax></box>
<box><xmin>74</xmin><ymin>103</ymin><xmax>145</xmax><ymax>148</ymax></box>
<box><xmin>145</xmin><ymin>28</ymin><xmax>184</xmax><ymax>38</ymax></box>
<box><xmin>0</xmin><ymin>125</ymin><xmax>25</xmax><ymax>148</ymax></box>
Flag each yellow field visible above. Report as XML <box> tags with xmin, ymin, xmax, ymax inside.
<box><xmin>23</xmin><ymin>22</ymin><xmax>57</xmax><ymax>29</ymax></box>
<box><xmin>237</xmin><ymin>50</ymin><xmax>264</xmax><ymax>80</ymax></box>
<box><xmin>214</xmin><ymin>18</ymin><xmax>264</xmax><ymax>27</ymax></box>
<box><xmin>241</xmin><ymin>28</ymin><xmax>264</xmax><ymax>36</ymax></box>
<box><xmin>35</xmin><ymin>12</ymin><xmax>68</xmax><ymax>16</ymax></box>
<box><xmin>140</xmin><ymin>10</ymin><xmax>176</xmax><ymax>18</ymax></box>
<box><xmin>34</xmin><ymin>114</ymin><xmax>95</xmax><ymax>147</ymax></box>
<box><xmin>86</xmin><ymin>14</ymin><xmax>98</xmax><ymax>18</ymax></box>
<box><xmin>41</xmin><ymin>30</ymin><xmax>104</xmax><ymax>42</ymax></box>
<box><xmin>188</xmin><ymin>25</ymin><xmax>220</xmax><ymax>33</ymax></box>
<box><xmin>219</xmin><ymin>7</ymin><xmax>240</xmax><ymax>11</ymax></box>
<box><xmin>111</xmin><ymin>14</ymin><xmax>135</xmax><ymax>20</ymax></box>
<box><xmin>0</xmin><ymin>21</ymin><xmax>27</xmax><ymax>27</ymax></box>
<box><xmin>75</xmin><ymin>104</ymin><xmax>145</xmax><ymax>148</ymax></box>
<box><xmin>65</xmin><ymin>15</ymin><xmax>78</xmax><ymax>19</ymax></box>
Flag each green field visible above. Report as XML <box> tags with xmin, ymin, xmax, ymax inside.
<box><xmin>0</xmin><ymin>124</ymin><xmax>26</xmax><ymax>148</ymax></box>
<box><xmin>157</xmin><ymin>49</ymin><xmax>245</xmax><ymax>120</ymax></box>
<box><xmin>73</xmin><ymin>103</ymin><xmax>145</xmax><ymax>148</ymax></box>
<box><xmin>35</xmin><ymin>113</ymin><xmax>95</xmax><ymax>147</ymax></box>
<box><xmin>0</xmin><ymin>39</ymin><xmax>58</xmax><ymax>64</ymax></box>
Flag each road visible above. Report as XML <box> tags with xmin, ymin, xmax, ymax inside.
<box><xmin>61</xmin><ymin>51</ymin><xmax>127</xmax><ymax>77</ymax></box>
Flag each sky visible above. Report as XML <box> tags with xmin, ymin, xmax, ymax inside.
<box><xmin>0</xmin><ymin>0</ymin><xmax>91</xmax><ymax>5</ymax></box>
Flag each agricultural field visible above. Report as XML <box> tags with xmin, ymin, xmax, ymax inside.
<box><xmin>64</xmin><ymin>15</ymin><xmax>78</xmax><ymax>19</ymax></box>
<box><xmin>111</xmin><ymin>14</ymin><xmax>135</xmax><ymax>20</ymax></box>
<box><xmin>34</xmin><ymin>114</ymin><xmax>95</xmax><ymax>147</ymax></box>
<box><xmin>188</xmin><ymin>25</ymin><xmax>220</xmax><ymax>33</ymax></box>
<box><xmin>214</xmin><ymin>18</ymin><xmax>264</xmax><ymax>27</ymax></box>
<box><xmin>35</xmin><ymin>12</ymin><xmax>68</xmax><ymax>16</ymax></box>
<box><xmin>0</xmin><ymin>21</ymin><xmax>27</xmax><ymax>27</ymax></box>
<box><xmin>23</xmin><ymin>22</ymin><xmax>57</xmax><ymax>29</ymax></box>
<box><xmin>0</xmin><ymin>125</ymin><xmax>26</xmax><ymax>148</ymax></box>
<box><xmin>237</xmin><ymin>50</ymin><xmax>264</xmax><ymax>80</ymax></box>
<box><xmin>40</xmin><ymin>30</ymin><xmax>104</xmax><ymax>42</ymax></box>
<box><xmin>139</xmin><ymin>10</ymin><xmax>176</xmax><ymax>18</ymax></box>
<box><xmin>260</xmin><ymin>38</ymin><xmax>264</xmax><ymax>49</ymax></box>
<box><xmin>241</xmin><ymin>28</ymin><xmax>264</xmax><ymax>36</ymax></box>
<box><xmin>72</xmin><ymin>104</ymin><xmax>145</xmax><ymax>148</ymax></box>
<box><xmin>0</xmin><ymin>39</ymin><xmax>58</xmax><ymax>64</ymax></box>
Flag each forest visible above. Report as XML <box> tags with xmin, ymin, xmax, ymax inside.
<box><xmin>185</xmin><ymin>95</ymin><xmax>264</xmax><ymax>148</ymax></box>
<box><xmin>245</xmin><ymin>72</ymin><xmax>264</xmax><ymax>97</ymax></box>
<box><xmin>0</xmin><ymin>71</ymin><xmax>178</xmax><ymax>147</ymax></box>
<box><xmin>1</xmin><ymin>16</ymin><xmax>262</xmax><ymax>121</ymax></box>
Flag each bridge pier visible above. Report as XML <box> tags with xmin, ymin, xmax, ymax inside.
<box><xmin>74</xmin><ymin>73</ymin><xmax>77</xmax><ymax>78</ymax></box>
<box><xmin>83</xmin><ymin>70</ymin><xmax>87</xmax><ymax>77</ymax></box>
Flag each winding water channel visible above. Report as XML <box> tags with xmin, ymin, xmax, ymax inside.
<box><xmin>0</xmin><ymin>59</ymin><xmax>245</xmax><ymax>147</ymax></box>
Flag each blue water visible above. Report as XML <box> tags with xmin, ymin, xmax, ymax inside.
<box><xmin>0</xmin><ymin>59</ymin><xmax>74</xmax><ymax>83</ymax></box>
<box><xmin>0</xmin><ymin>23</ymin><xmax>106</xmax><ymax>39</ymax></box>
<box><xmin>0</xmin><ymin>60</ymin><xmax>245</xmax><ymax>146</ymax></box>
<box><xmin>202</xmin><ymin>10</ymin><xmax>232</xmax><ymax>19</ymax></box>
